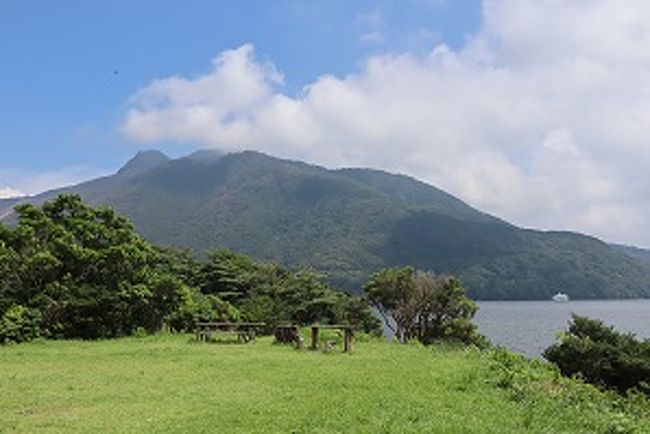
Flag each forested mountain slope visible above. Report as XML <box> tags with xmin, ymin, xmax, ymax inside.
<box><xmin>3</xmin><ymin>150</ymin><xmax>650</xmax><ymax>300</ymax></box>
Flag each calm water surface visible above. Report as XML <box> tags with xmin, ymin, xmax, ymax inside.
<box><xmin>475</xmin><ymin>300</ymin><xmax>650</xmax><ymax>357</ymax></box>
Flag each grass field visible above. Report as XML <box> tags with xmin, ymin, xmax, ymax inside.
<box><xmin>1</xmin><ymin>333</ymin><xmax>649</xmax><ymax>433</ymax></box>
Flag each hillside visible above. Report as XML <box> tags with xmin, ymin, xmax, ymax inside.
<box><xmin>611</xmin><ymin>244</ymin><xmax>650</xmax><ymax>265</ymax></box>
<box><xmin>3</xmin><ymin>150</ymin><xmax>650</xmax><ymax>300</ymax></box>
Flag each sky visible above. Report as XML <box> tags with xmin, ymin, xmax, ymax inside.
<box><xmin>1</xmin><ymin>1</ymin><xmax>650</xmax><ymax>248</ymax></box>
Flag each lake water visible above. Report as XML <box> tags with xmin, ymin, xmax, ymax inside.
<box><xmin>475</xmin><ymin>300</ymin><xmax>650</xmax><ymax>357</ymax></box>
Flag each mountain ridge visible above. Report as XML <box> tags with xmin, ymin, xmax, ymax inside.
<box><xmin>2</xmin><ymin>149</ymin><xmax>650</xmax><ymax>300</ymax></box>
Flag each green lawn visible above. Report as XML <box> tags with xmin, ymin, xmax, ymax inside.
<box><xmin>1</xmin><ymin>334</ymin><xmax>648</xmax><ymax>433</ymax></box>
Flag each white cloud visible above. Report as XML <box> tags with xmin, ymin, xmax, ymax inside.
<box><xmin>122</xmin><ymin>44</ymin><xmax>283</xmax><ymax>147</ymax></box>
<box><xmin>359</xmin><ymin>31</ymin><xmax>386</xmax><ymax>45</ymax></box>
<box><xmin>121</xmin><ymin>0</ymin><xmax>650</xmax><ymax>247</ymax></box>
<box><xmin>0</xmin><ymin>187</ymin><xmax>23</xmax><ymax>199</ymax></box>
<box><xmin>0</xmin><ymin>166</ymin><xmax>109</xmax><ymax>198</ymax></box>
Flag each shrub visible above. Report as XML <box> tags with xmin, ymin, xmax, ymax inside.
<box><xmin>543</xmin><ymin>314</ymin><xmax>650</xmax><ymax>394</ymax></box>
<box><xmin>0</xmin><ymin>305</ymin><xmax>41</xmax><ymax>344</ymax></box>
<box><xmin>488</xmin><ymin>346</ymin><xmax>645</xmax><ymax>433</ymax></box>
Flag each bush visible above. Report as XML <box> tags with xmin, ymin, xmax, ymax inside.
<box><xmin>0</xmin><ymin>305</ymin><xmax>41</xmax><ymax>344</ymax></box>
<box><xmin>544</xmin><ymin>314</ymin><xmax>650</xmax><ymax>394</ymax></box>
<box><xmin>488</xmin><ymin>346</ymin><xmax>645</xmax><ymax>433</ymax></box>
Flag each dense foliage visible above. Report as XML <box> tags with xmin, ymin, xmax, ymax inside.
<box><xmin>0</xmin><ymin>195</ymin><xmax>379</xmax><ymax>344</ymax></box>
<box><xmin>544</xmin><ymin>314</ymin><xmax>650</xmax><ymax>394</ymax></box>
<box><xmin>190</xmin><ymin>249</ymin><xmax>380</xmax><ymax>333</ymax></box>
<box><xmin>364</xmin><ymin>266</ymin><xmax>484</xmax><ymax>345</ymax></box>
<box><xmin>4</xmin><ymin>150</ymin><xmax>649</xmax><ymax>300</ymax></box>
<box><xmin>0</xmin><ymin>194</ymin><xmax>184</xmax><ymax>341</ymax></box>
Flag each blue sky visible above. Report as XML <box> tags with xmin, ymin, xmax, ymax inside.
<box><xmin>2</xmin><ymin>1</ymin><xmax>650</xmax><ymax>247</ymax></box>
<box><xmin>0</xmin><ymin>0</ymin><xmax>480</xmax><ymax>176</ymax></box>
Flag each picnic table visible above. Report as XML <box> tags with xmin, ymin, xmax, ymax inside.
<box><xmin>195</xmin><ymin>322</ymin><xmax>266</xmax><ymax>343</ymax></box>
<box><xmin>310</xmin><ymin>324</ymin><xmax>353</xmax><ymax>353</ymax></box>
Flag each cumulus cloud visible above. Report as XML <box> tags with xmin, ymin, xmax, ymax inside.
<box><xmin>122</xmin><ymin>44</ymin><xmax>284</xmax><ymax>147</ymax></box>
<box><xmin>121</xmin><ymin>0</ymin><xmax>650</xmax><ymax>247</ymax></box>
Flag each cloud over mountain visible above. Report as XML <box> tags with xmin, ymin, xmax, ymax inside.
<box><xmin>0</xmin><ymin>187</ymin><xmax>23</xmax><ymax>199</ymax></box>
<box><xmin>121</xmin><ymin>0</ymin><xmax>650</xmax><ymax>247</ymax></box>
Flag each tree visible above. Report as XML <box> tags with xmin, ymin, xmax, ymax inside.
<box><xmin>363</xmin><ymin>266</ymin><xmax>415</xmax><ymax>342</ymax></box>
<box><xmin>544</xmin><ymin>314</ymin><xmax>650</xmax><ymax>394</ymax></box>
<box><xmin>197</xmin><ymin>250</ymin><xmax>381</xmax><ymax>333</ymax></box>
<box><xmin>364</xmin><ymin>267</ymin><xmax>483</xmax><ymax>345</ymax></box>
<box><xmin>166</xmin><ymin>287</ymin><xmax>240</xmax><ymax>332</ymax></box>
<box><xmin>0</xmin><ymin>194</ymin><xmax>185</xmax><ymax>339</ymax></box>
<box><xmin>196</xmin><ymin>250</ymin><xmax>276</xmax><ymax>304</ymax></box>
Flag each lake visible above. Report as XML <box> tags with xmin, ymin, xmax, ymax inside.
<box><xmin>475</xmin><ymin>299</ymin><xmax>650</xmax><ymax>357</ymax></box>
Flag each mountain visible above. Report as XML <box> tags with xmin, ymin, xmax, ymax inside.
<box><xmin>0</xmin><ymin>150</ymin><xmax>172</xmax><ymax>218</ymax></box>
<box><xmin>0</xmin><ymin>198</ymin><xmax>19</xmax><ymax>220</ymax></box>
<box><xmin>611</xmin><ymin>244</ymin><xmax>650</xmax><ymax>265</ymax></box>
<box><xmin>3</xmin><ymin>150</ymin><xmax>650</xmax><ymax>300</ymax></box>
<box><xmin>117</xmin><ymin>150</ymin><xmax>171</xmax><ymax>177</ymax></box>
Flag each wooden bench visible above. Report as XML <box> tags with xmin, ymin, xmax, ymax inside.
<box><xmin>310</xmin><ymin>324</ymin><xmax>353</xmax><ymax>353</ymax></box>
<box><xmin>195</xmin><ymin>322</ymin><xmax>266</xmax><ymax>343</ymax></box>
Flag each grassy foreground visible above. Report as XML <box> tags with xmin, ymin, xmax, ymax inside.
<box><xmin>1</xmin><ymin>334</ymin><xmax>649</xmax><ymax>433</ymax></box>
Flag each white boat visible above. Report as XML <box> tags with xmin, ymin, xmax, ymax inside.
<box><xmin>552</xmin><ymin>292</ymin><xmax>569</xmax><ymax>302</ymax></box>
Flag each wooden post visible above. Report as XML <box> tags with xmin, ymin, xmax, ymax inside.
<box><xmin>311</xmin><ymin>326</ymin><xmax>319</xmax><ymax>350</ymax></box>
<box><xmin>343</xmin><ymin>328</ymin><xmax>352</xmax><ymax>353</ymax></box>
<box><xmin>294</xmin><ymin>326</ymin><xmax>303</xmax><ymax>349</ymax></box>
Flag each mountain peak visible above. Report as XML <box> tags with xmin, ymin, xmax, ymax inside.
<box><xmin>117</xmin><ymin>150</ymin><xmax>170</xmax><ymax>177</ymax></box>
<box><xmin>185</xmin><ymin>148</ymin><xmax>225</xmax><ymax>163</ymax></box>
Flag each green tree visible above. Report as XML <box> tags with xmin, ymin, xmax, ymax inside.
<box><xmin>0</xmin><ymin>194</ymin><xmax>185</xmax><ymax>339</ymax></box>
<box><xmin>363</xmin><ymin>267</ymin><xmax>415</xmax><ymax>342</ymax></box>
<box><xmin>364</xmin><ymin>267</ymin><xmax>483</xmax><ymax>345</ymax></box>
<box><xmin>166</xmin><ymin>287</ymin><xmax>240</xmax><ymax>332</ymax></box>
<box><xmin>197</xmin><ymin>250</ymin><xmax>380</xmax><ymax>333</ymax></box>
<box><xmin>197</xmin><ymin>250</ymin><xmax>275</xmax><ymax>303</ymax></box>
